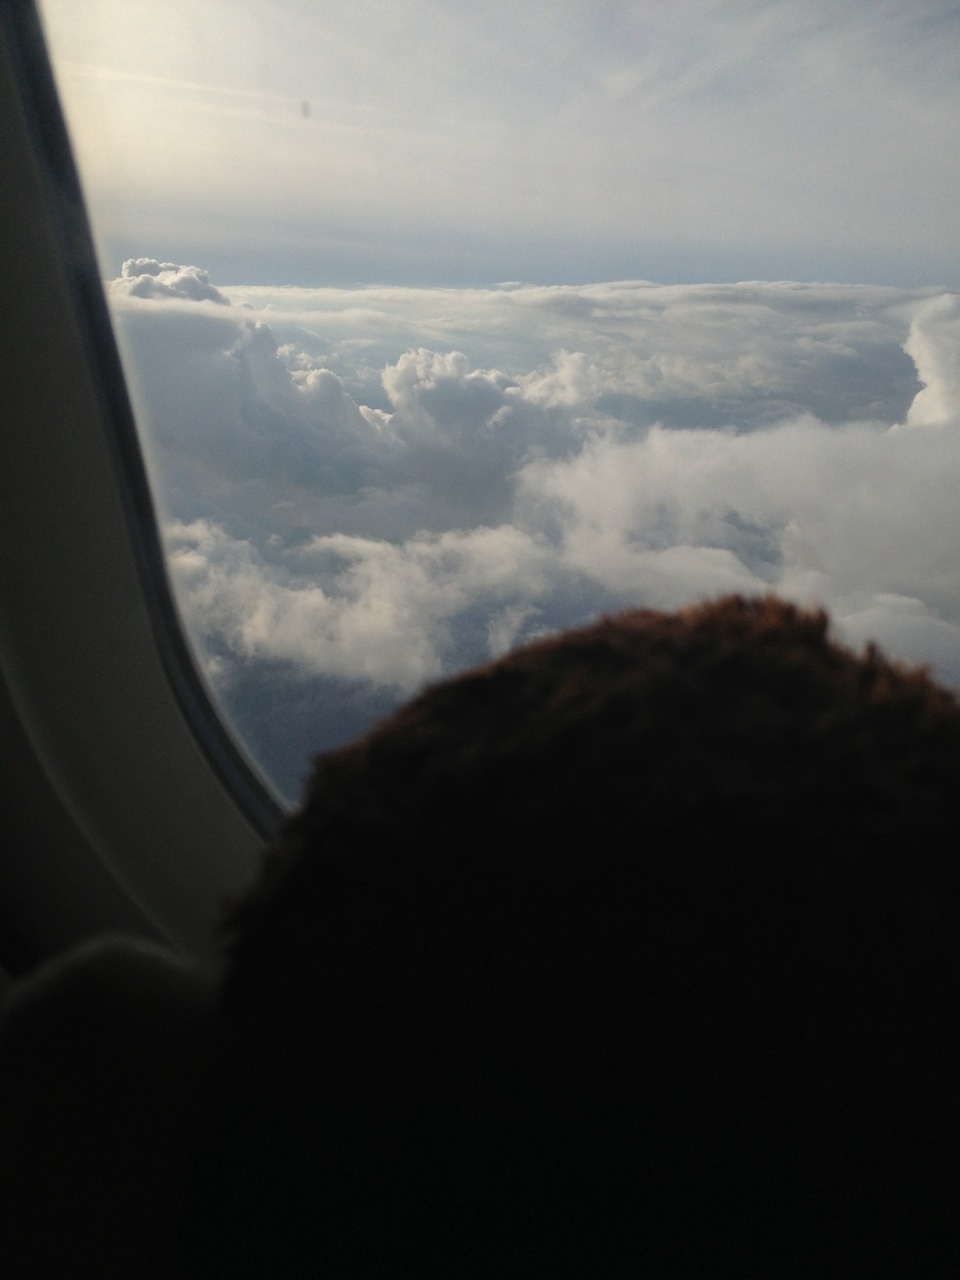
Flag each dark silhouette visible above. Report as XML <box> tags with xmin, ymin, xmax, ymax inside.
<box><xmin>3</xmin><ymin>595</ymin><xmax>960</xmax><ymax>1277</ymax></box>
<box><xmin>179</xmin><ymin>595</ymin><xmax>960</xmax><ymax>1277</ymax></box>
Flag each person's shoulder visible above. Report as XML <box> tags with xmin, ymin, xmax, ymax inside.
<box><xmin>1</xmin><ymin>934</ymin><xmax>215</xmax><ymax>1053</ymax></box>
<box><xmin>0</xmin><ymin>936</ymin><xmax>217</xmax><ymax>1278</ymax></box>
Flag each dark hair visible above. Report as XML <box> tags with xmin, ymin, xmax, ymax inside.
<box><xmin>181</xmin><ymin>596</ymin><xmax>960</xmax><ymax>1278</ymax></box>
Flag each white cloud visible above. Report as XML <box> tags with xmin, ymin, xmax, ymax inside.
<box><xmin>110</xmin><ymin>258</ymin><xmax>230</xmax><ymax>304</ymax></box>
<box><xmin>517</xmin><ymin>411</ymin><xmax>960</xmax><ymax>611</ymax></box>
<box><xmin>835</xmin><ymin>595</ymin><xmax>960</xmax><ymax>687</ymax></box>
<box><xmin>902</xmin><ymin>293</ymin><xmax>960</xmax><ymax>429</ymax></box>
<box><xmin>168</xmin><ymin>517</ymin><xmax>559</xmax><ymax>693</ymax></box>
<box><xmin>106</xmin><ymin>269</ymin><xmax>960</xmax><ymax>794</ymax></box>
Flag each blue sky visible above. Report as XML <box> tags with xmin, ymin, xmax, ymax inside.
<box><xmin>39</xmin><ymin>0</ymin><xmax>960</xmax><ymax>287</ymax></box>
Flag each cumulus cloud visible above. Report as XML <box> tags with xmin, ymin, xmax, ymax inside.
<box><xmin>902</xmin><ymin>293</ymin><xmax>960</xmax><ymax>429</ymax></box>
<box><xmin>107</xmin><ymin>268</ymin><xmax>960</xmax><ymax>797</ymax></box>
<box><xmin>168</xmin><ymin>518</ymin><xmax>560</xmax><ymax>691</ymax></box>
<box><xmin>111</xmin><ymin>258</ymin><xmax>230</xmax><ymax>305</ymax></box>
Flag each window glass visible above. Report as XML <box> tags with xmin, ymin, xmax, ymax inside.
<box><xmin>36</xmin><ymin>0</ymin><xmax>960</xmax><ymax>803</ymax></box>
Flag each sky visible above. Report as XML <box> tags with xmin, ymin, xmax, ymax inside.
<box><xmin>38</xmin><ymin>0</ymin><xmax>960</xmax><ymax>287</ymax></box>
<box><xmin>33</xmin><ymin>1</ymin><xmax>960</xmax><ymax>799</ymax></box>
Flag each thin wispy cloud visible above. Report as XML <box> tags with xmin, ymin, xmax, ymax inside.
<box><xmin>41</xmin><ymin>0</ymin><xmax>960</xmax><ymax>286</ymax></box>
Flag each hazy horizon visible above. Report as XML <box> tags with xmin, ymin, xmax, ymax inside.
<box><xmin>40</xmin><ymin>1</ymin><xmax>960</xmax><ymax>291</ymax></box>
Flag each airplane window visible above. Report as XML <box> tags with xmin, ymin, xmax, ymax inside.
<box><xmin>34</xmin><ymin>0</ymin><xmax>960</xmax><ymax>804</ymax></box>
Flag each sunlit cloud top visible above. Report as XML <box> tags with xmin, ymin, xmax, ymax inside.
<box><xmin>38</xmin><ymin>0</ymin><xmax>960</xmax><ymax>286</ymax></box>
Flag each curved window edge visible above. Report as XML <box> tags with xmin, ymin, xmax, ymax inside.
<box><xmin>0</xmin><ymin>1</ymin><xmax>284</xmax><ymax>972</ymax></box>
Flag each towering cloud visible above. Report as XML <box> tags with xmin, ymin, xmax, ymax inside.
<box><xmin>111</xmin><ymin>259</ymin><xmax>230</xmax><ymax>305</ymax></box>
<box><xmin>107</xmin><ymin>265</ymin><xmax>960</xmax><ymax>797</ymax></box>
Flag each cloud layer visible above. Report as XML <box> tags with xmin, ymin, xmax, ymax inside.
<box><xmin>108</xmin><ymin>268</ymin><xmax>960</xmax><ymax>798</ymax></box>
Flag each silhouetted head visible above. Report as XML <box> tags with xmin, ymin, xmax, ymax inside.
<box><xmin>189</xmin><ymin>596</ymin><xmax>960</xmax><ymax>1278</ymax></box>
